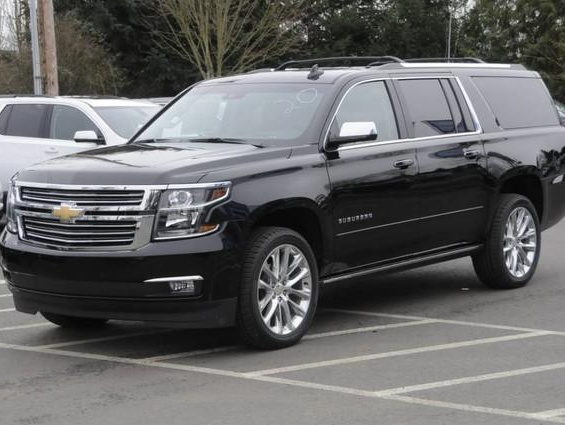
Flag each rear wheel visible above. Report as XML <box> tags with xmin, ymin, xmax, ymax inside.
<box><xmin>473</xmin><ymin>194</ymin><xmax>541</xmax><ymax>289</ymax></box>
<box><xmin>41</xmin><ymin>312</ymin><xmax>109</xmax><ymax>329</ymax></box>
<box><xmin>237</xmin><ymin>227</ymin><xmax>319</xmax><ymax>349</ymax></box>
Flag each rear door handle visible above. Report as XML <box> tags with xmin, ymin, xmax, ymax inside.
<box><xmin>463</xmin><ymin>149</ymin><xmax>481</xmax><ymax>160</ymax></box>
<box><xmin>45</xmin><ymin>147</ymin><xmax>59</xmax><ymax>154</ymax></box>
<box><xmin>393</xmin><ymin>159</ymin><xmax>415</xmax><ymax>169</ymax></box>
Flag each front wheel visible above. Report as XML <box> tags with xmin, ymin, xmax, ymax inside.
<box><xmin>237</xmin><ymin>227</ymin><xmax>319</xmax><ymax>349</ymax></box>
<box><xmin>473</xmin><ymin>194</ymin><xmax>541</xmax><ymax>289</ymax></box>
<box><xmin>41</xmin><ymin>312</ymin><xmax>109</xmax><ymax>329</ymax></box>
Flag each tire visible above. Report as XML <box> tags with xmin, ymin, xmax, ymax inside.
<box><xmin>41</xmin><ymin>312</ymin><xmax>109</xmax><ymax>329</ymax></box>
<box><xmin>473</xmin><ymin>194</ymin><xmax>541</xmax><ymax>289</ymax></box>
<box><xmin>237</xmin><ymin>226</ymin><xmax>319</xmax><ymax>349</ymax></box>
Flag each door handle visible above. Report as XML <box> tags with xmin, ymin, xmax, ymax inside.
<box><xmin>463</xmin><ymin>149</ymin><xmax>481</xmax><ymax>160</ymax></box>
<box><xmin>45</xmin><ymin>147</ymin><xmax>59</xmax><ymax>154</ymax></box>
<box><xmin>393</xmin><ymin>159</ymin><xmax>415</xmax><ymax>169</ymax></box>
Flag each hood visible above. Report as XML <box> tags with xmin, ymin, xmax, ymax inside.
<box><xmin>17</xmin><ymin>142</ymin><xmax>292</xmax><ymax>186</ymax></box>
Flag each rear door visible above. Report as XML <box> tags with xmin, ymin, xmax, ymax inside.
<box><xmin>393</xmin><ymin>77</ymin><xmax>489</xmax><ymax>252</ymax></box>
<box><xmin>325</xmin><ymin>79</ymin><xmax>420</xmax><ymax>272</ymax></box>
<box><xmin>0</xmin><ymin>103</ymin><xmax>50</xmax><ymax>187</ymax></box>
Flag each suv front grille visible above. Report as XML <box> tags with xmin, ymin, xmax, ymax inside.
<box><xmin>21</xmin><ymin>216</ymin><xmax>139</xmax><ymax>247</ymax></box>
<box><xmin>14</xmin><ymin>183</ymin><xmax>160</xmax><ymax>251</ymax></box>
<box><xmin>20</xmin><ymin>186</ymin><xmax>145</xmax><ymax>206</ymax></box>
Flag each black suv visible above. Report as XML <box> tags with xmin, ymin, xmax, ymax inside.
<box><xmin>2</xmin><ymin>57</ymin><xmax>565</xmax><ymax>349</ymax></box>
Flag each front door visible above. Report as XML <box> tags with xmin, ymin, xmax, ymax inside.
<box><xmin>325</xmin><ymin>80</ymin><xmax>419</xmax><ymax>272</ymax></box>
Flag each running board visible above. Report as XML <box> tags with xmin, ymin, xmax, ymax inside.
<box><xmin>321</xmin><ymin>244</ymin><xmax>483</xmax><ymax>284</ymax></box>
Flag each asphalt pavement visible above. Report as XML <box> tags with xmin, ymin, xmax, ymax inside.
<box><xmin>1</xmin><ymin>220</ymin><xmax>565</xmax><ymax>425</ymax></box>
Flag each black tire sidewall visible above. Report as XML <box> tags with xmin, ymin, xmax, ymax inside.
<box><xmin>240</xmin><ymin>228</ymin><xmax>319</xmax><ymax>347</ymax></box>
<box><xmin>491</xmin><ymin>196</ymin><xmax>541</xmax><ymax>286</ymax></box>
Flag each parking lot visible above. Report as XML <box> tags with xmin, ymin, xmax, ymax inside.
<box><xmin>1</xmin><ymin>220</ymin><xmax>564</xmax><ymax>424</ymax></box>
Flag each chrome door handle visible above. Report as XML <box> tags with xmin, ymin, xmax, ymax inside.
<box><xmin>463</xmin><ymin>149</ymin><xmax>481</xmax><ymax>160</ymax></box>
<box><xmin>393</xmin><ymin>159</ymin><xmax>415</xmax><ymax>169</ymax></box>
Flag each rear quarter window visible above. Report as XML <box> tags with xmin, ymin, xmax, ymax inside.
<box><xmin>472</xmin><ymin>77</ymin><xmax>559</xmax><ymax>129</ymax></box>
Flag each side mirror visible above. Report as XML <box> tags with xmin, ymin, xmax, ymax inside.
<box><xmin>327</xmin><ymin>122</ymin><xmax>378</xmax><ymax>150</ymax></box>
<box><xmin>74</xmin><ymin>130</ymin><xmax>105</xmax><ymax>145</ymax></box>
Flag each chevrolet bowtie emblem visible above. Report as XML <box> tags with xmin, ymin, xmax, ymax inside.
<box><xmin>52</xmin><ymin>204</ymin><xmax>85</xmax><ymax>223</ymax></box>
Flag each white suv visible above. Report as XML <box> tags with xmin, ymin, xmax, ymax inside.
<box><xmin>0</xmin><ymin>96</ymin><xmax>161</xmax><ymax>196</ymax></box>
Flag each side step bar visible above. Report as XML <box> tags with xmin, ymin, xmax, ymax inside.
<box><xmin>321</xmin><ymin>244</ymin><xmax>483</xmax><ymax>284</ymax></box>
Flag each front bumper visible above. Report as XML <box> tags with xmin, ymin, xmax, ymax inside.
<box><xmin>0</xmin><ymin>226</ymin><xmax>243</xmax><ymax>327</ymax></box>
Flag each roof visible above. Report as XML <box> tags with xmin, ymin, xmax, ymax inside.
<box><xmin>200</xmin><ymin>59</ymin><xmax>534</xmax><ymax>86</ymax></box>
<box><xmin>0</xmin><ymin>96</ymin><xmax>159</xmax><ymax>108</ymax></box>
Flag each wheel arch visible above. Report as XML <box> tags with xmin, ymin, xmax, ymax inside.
<box><xmin>498</xmin><ymin>169</ymin><xmax>544</xmax><ymax>223</ymax></box>
<box><xmin>247</xmin><ymin>198</ymin><xmax>332</xmax><ymax>273</ymax></box>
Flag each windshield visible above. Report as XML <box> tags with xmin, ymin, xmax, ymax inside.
<box><xmin>134</xmin><ymin>83</ymin><xmax>328</xmax><ymax>145</ymax></box>
<box><xmin>95</xmin><ymin>106</ymin><xmax>160</xmax><ymax>139</ymax></box>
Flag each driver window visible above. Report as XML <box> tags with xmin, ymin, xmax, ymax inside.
<box><xmin>50</xmin><ymin>105</ymin><xmax>100</xmax><ymax>141</ymax></box>
<box><xmin>333</xmin><ymin>81</ymin><xmax>399</xmax><ymax>142</ymax></box>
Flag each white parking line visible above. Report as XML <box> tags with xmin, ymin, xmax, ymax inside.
<box><xmin>141</xmin><ymin>319</ymin><xmax>438</xmax><ymax>362</ymax></box>
<box><xmin>381</xmin><ymin>394</ymin><xmax>565</xmax><ymax>424</ymax></box>
<box><xmin>536</xmin><ymin>409</ymin><xmax>565</xmax><ymax>419</ymax></box>
<box><xmin>0</xmin><ymin>294</ymin><xmax>12</xmax><ymax>298</ymax></box>
<box><xmin>323</xmin><ymin>308</ymin><xmax>565</xmax><ymax>336</ymax></box>
<box><xmin>244</xmin><ymin>331</ymin><xmax>551</xmax><ymax>377</ymax></box>
<box><xmin>35</xmin><ymin>329</ymin><xmax>174</xmax><ymax>349</ymax></box>
<box><xmin>373</xmin><ymin>361</ymin><xmax>565</xmax><ymax>397</ymax></box>
<box><xmin>0</xmin><ymin>323</ymin><xmax>52</xmax><ymax>332</ymax></box>
<box><xmin>0</xmin><ymin>280</ymin><xmax>5</xmax><ymax>285</ymax></box>
<box><xmin>0</xmin><ymin>308</ymin><xmax>15</xmax><ymax>313</ymax></box>
<box><xmin>0</xmin><ymin>341</ymin><xmax>564</xmax><ymax>424</ymax></box>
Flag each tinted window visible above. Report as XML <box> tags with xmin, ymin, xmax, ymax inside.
<box><xmin>332</xmin><ymin>81</ymin><xmax>399</xmax><ymax>142</ymax></box>
<box><xmin>397</xmin><ymin>79</ymin><xmax>458</xmax><ymax>137</ymax></box>
<box><xmin>50</xmin><ymin>105</ymin><xmax>100</xmax><ymax>140</ymax></box>
<box><xmin>1</xmin><ymin>104</ymin><xmax>48</xmax><ymax>138</ymax></box>
<box><xmin>473</xmin><ymin>77</ymin><xmax>559</xmax><ymax>129</ymax></box>
<box><xmin>94</xmin><ymin>106</ymin><xmax>160</xmax><ymax>139</ymax></box>
<box><xmin>0</xmin><ymin>105</ymin><xmax>11</xmax><ymax>133</ymax></box>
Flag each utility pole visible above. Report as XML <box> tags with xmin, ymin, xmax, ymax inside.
<box><xmin>447</xmin><ymin>5</ymin><xmax>453</xmax><ymax>60</ymax></box>
<box><xmin>28</xmin><ymin>0</ymin><xmax>43</xmax><ymax>95</ymax></box>
<box><xmin>37</xmin><ymin>0</ymin><xmax>58</xmax><ymax>95</ymax></box>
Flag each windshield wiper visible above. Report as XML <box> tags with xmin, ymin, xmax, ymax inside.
<box><xmin>134</xmin><ymin>137</ymin><xmax>263</xmax><ymax>148</ymax></box>
<box><xmin>188</xmin><ymin>138</ymin><xmax>264</xmax><ymax>148</ymax></box>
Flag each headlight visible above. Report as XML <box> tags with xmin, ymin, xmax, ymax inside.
<box><xmin>153</xmin><ymin>182</ymin><xmax>231</xmax><ymax>240</ymax></box>
<box><xmin>5</xmin><ymin>181</ymin><xmax>18</xmax><ymax>234</ymax></box>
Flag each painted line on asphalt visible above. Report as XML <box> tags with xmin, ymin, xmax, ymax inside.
<box><xmin>381</xmin><ymin>395</ymin><xmax>565</xmax><ymax>424</ymax></box>
<box><xmin>141</xmin><ymin>319</ymin><xmax>438</xmax><ymax>362</ymax></box>
<box><xmin>0</xmin><ymin>308</ymin><xmax>15</xmax><ymax>313</ymax></box>
<box><xmin>0</xmin><ymin>323</ymin><xmax>52</xmax><ymax>332</ymax></box>
<box><xmin>322</xmin><ymin>308</ymin><xmax>565</xmax><ymax>336</ymax></box>
<box><xmin>536</xmin><ymin>409</ymin><xmax>565</xmax><ymax>419</ymax></box>
<box><xmin>303</xmin><ymin>318</ymin><xmax>438</xmax><ymax>340</ymax></box>
<box><xmin>244</xmin><ymin>331</ymin><xmax>551</xmax><ymax>377</ymax></box>
<box><xmin>0</xmin><ymin>280</ymin><xmax>5</xmax><ymax>285</ymax></box>
<box><xmin>373</xmin><ymin>361</ymin><xmax>565</xmax><ymax>397</ymax></box>
<box><xmin>0</xmin><ymin>294</ymin><xmax>12</xmax><ymax>298</ymax></box>
<box><xmin>35</xmin><ymin>329</ymin><xmax>175</xmax><ymax>349</ymax></box>
<box><xmin>0</xmin><ymin>341</ymin><xmax>563</xmax><ymax>424</ymax></box>
<box><xmin>144</xmin><ymin>346</ymin><xmax>239</xmax><ymax>362</ymax></box>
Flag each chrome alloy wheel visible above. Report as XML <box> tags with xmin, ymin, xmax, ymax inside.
<box><xmin>503</xmin><ymin>206</ymin><xmax>537</xmax><ymax>278</ymax></box>
<box><xmin>257</xmin><ymin>244</ymin><xmax>312</xmax><ymax>335</ymax></box>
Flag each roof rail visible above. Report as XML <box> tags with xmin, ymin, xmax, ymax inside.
<box><xmin>276</xmin><ymin>56</ymin><xmax>404</xmax><ymax>71</ymax></box>
<box><xmin>404</xmin><ymin>57</ymin><xmax>485</xmax><ymax>63</ymax></box>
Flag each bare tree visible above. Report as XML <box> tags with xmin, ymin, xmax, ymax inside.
<box><xmin>152</xmin><ymin>0</ymin><xmax>307</xmax><ymax>79</ymax></box>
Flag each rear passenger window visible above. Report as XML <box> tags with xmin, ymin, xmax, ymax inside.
<box><xmin>50</xmin><ymin>105</ymin><xmax>100</xmax><ymax>141</ymax></box>
<box><xmin>397</xmin><ymin>79</ymin><xmax>468</xmax><ymax>138</ymax></box>
<box><xmin>472</xmin><ymin>77</ymin><xmax>559</xmax><ymax>129</ymax></box>
<box><xmin>332</xmin><ymin>81</ymin><xmax>399</xmax><ymax>142</ymax></box>
<box><xmin>0</xmin><ymin>104</ymin><xmax>49</xmax><ymax>138</ymax></box>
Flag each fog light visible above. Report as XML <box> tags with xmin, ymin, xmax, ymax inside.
<box><xmin>169</xmin><ymin>280</ymin><xmax>196</xmax><ymax>294</ymax></box>
<box><xmin>143</xmin><ymin>275</ymin><xmax>203</xmax><ymax>296</ymax></box>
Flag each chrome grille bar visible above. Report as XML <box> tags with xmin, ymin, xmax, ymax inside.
<box><xmin>14</xmin><ymin>182</ymin><xmax>161</xmax><ymax>251</ymax></box>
